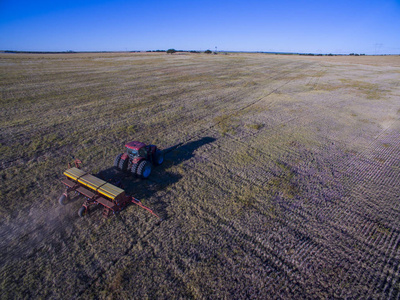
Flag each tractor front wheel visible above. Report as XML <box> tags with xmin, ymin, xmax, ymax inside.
<box><xmin>114</xmin><ymin>153</ymin><xmax>122</xmax><ymax>168</ymax></box>
<box><xmin>131</xmin><ymin>163</ymin><xmax>139</xmax><ymax>176</ymax></box>
<box><xmin>78</xmin><ymin>206</ymin><xmax>86</xmax><ymax>217</ymax></box>
<box><xmin>118</xmin><ymin>157</ymin><xmax>128</xmax><ymax>172</ymax></box>
<box><xmin>153</xmin><ymin>149</ymin><xmax>164</xmax><ymax>166</ymax></box>
<box><xmin>137</xmin><ymin>161</ymin><xmax>152</xmax><ymax>179</ymax></box>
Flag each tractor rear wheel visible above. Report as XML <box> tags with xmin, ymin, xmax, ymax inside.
<box><xmin>78</xmin><ymin>206</ymin><xmax>86</xmax><ymax>217</ymax></box>
<box><xmin>153</xmin><ymin>149</ymin><xmax>164</xmax><ymax>165</ymax></box>
<box><xmin>118</xmin><ymin>157</ymin><xmax>128</xmax><ymax>172</ymax></box>
<box><xmin>131</xmin><ymin>163</ymin><xmax>139</xmax><ymax>176</ymax></box>
<box><xmin>114</xmin><ymin>153</ymin><xmax>122</xmax><ymax>168</ymax></box>
<box><xmin>59</xmin><ymin>194</ymin><xmax>67</xmax><ymax>205</ymax></box>
<box><xmin>137</xmin><ymin>160</ymin><xmax>152</xmax><ymax>179</ymax></box>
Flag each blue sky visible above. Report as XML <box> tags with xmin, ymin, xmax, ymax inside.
<box><xmin>0</xmin><ymin>0</ymin><xmax>399</xmax><ymax>54</ymax></box>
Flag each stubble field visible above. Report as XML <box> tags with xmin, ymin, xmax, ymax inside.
<box><xmin>1</xmin><ymin>52</ymin><xmax>400</xmax><ymax>299</ymax></box>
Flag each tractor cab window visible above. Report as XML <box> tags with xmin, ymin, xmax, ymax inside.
<box><xmin>138</xmin><ymin>147</ymin><xmax>147</xmax><ymax>158</ymax></box>
<box><xmin>126</xmin><ymin>148</ymin><xmax>138</xmax><ymax>157</ymax></box>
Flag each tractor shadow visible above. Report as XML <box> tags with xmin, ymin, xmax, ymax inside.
<box><xmin>97</xmin><ymin>136</ymin><xmax>216</xmax><ymax>219</ymax></box>
<box><xmin>162</xmin><ymin>136</ymin><xmax>216</xmax><ymax>167</ymax></box>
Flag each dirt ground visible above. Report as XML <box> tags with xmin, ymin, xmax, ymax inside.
<box><xmin>1</xmin><ymin>52</ymin><xmax>399</xmax><ymax>299</ymax></box>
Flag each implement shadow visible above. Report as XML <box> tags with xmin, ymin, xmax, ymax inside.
<box><xmin>97</xmin><ymin>137</ymin><xmax>216</xmax><ymax>219</ymax></box>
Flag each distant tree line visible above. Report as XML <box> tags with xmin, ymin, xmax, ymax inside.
<box><xmin>146</xmin><ymin>50</ymin><xmax>166</xmax><ymax>53</ymax></box>
<box><xmin>349</xmin><ymin>53</ymin><xmax>366</xmax><ymax>56</ymax></box>
<box><xmin>298</xmin><ymin>53</ymin><xmax>366</xmax><ymax>56</ymax></box>
<box><xmin>163</xmin><ymin>49</ymin><xmax>218</xmax><ymax>54</ymax></box>
<box><xmin>1</xmin><ymin>50</ymin><xmax>377</xmax><ymax>56</ymax></box>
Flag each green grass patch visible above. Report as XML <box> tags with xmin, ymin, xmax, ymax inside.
<box><xmin>339</xmin><ymin>78</ymin><xmax>387</xmax><ymax>99</ymax></box>
<box><xmin>246</xmin><ymin>123</ymin><xmax>264</xmax><ymax>130</ymax></box>
<box><xmin>213</xmin><ymin>114</ymin><xmax>238</xmax><ymax>136</ymax></box>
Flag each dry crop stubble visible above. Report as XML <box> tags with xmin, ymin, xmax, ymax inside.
<box><xmin>1</xmin><ymin>52</ymin><xmax>400</xmax><ymax>299</ymax></box>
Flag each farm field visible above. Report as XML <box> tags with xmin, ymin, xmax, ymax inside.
<box><xmin>1</xmin><ymin>52</ymin><xmax>400</xmax><ymax>299</ymax></box>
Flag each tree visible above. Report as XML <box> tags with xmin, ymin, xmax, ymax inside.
<box><xmin>204</xmin><ymin>49</ymin><xmax>212</xmax><ymax>54</ymax></box>
<box><xmin>167</xmin><ymin>49</ymin><xmax>176</xmax><ymax>54</ymax></box>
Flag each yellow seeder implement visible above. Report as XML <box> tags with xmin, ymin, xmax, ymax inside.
<box><xmin>59</xmin><ymin>167</ymin><xmax>159</xmax><ymax>219</ymax></box>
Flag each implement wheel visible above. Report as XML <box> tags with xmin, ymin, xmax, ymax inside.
<box><xmin>114</xmin><ymin>153</ymin><xmax>122</xmax><ymax>168</ymax></box>
<box><xmin>59</xmin><ymin>194</ymin><xmax>67</xmax><ymax>205</ymax></box>
<box><xmin>78</xmin><ymin>206</ymin><xmax>86</xmax><ymax>217</ymax></box>
<box><xmin>137</xmin><ymin>160</ymin><xmax>152</xmax><ymax>179</ymax></box>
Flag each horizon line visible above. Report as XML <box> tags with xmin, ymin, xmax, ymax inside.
<box><xmin>1</xmin><ymin>50</ymin><xmax>399</xmax><ymax>56</ymax></box>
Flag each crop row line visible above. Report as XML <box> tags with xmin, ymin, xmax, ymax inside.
<box><xmin>342</xmin><ymin>117</ymin><xmax>400</xmax><ymax>174</ymax></box>
<box><xmin>180</xmin><ymin>124</ymin><xmax>400</xmax><ymax>297</ymax></box>
<box><xmin>170</xmin><ymin>62</ymin><xmax>313</xmax><ymax>147</ymax></box>
<box><xmin>75</xmin><ymin>214</ymin><xmax>161</xmax><ymax>298</ymax></box>
<box><xmin>169</xmin><ymin>146</ymin><xmax>329</xmax><ymax>287</ymax></box>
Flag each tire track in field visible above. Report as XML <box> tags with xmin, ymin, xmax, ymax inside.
<box><xmin>167</xmin><ymin>117</ymin><xmax>400</xmax><ymax>297</ymax></box>
<box><xmin>325</xmin><ymin>121</ymin><xmax>400</xmax><ymax>298</ymax></box>
<box><xmin>156</xmin><ymin>61</ymin><xmax>400</xmax><ymax>297</ymax></box>
<box><xmin>86</xmin><ymin>120</ymin><xmax>314</xmax><ymax>298</ymax></box>
<box><xmin>334</xmin><ymin>123</ymin><xmax>400</xmax><ymax>217</ymax></box>
<box><xmin>61</xmin><ymin>60</ymin><xmax>302</xmax><ymax>153</ymax></box>
<box><xmin>180</xmin><ymin>166</ymin><xmax>333</xmax><ymax>296</ymax></box>
<box><xmin>81</xmin><ymin>60</ymin><xmax>396</xmax><ymax>297</ymax></box>
<box><xmin>6</xmin><ymin>55</ymin><xmax>396</xmax><ymax>296</ymax></box>
<box><xmin>171</xmin><ymin>121</ymin><xmax>338</xmax><ymax>271</ymax></box>
<box><xmin>377</xmin><ymin>231</ymin><xmax>400</xmax><ymax>298</ymax></box>
<box><xmin>342</xmin><ymin>117</ymin><xmax>400</xmax><ymax>175</ymax></box>
<box><xmin>162</xmin><ymin>169</ymin><xmax>307</xmax><ymax>297</ymax></box>
<box><xmin>334</xmin><ymin>219</ymin><xmax>400</xmax><ymax>298</ymax></box>
<box><xmin>305</xmin><ymin>64</ymin><xmax>326</xmax><ymax>90</ymax></box>
<box><xmin>1</xmin><ymin>58</ymin><xmax>258</xmax><ymax>166</ymax></box>
<box><xmin>170</xmin><ymin>61</ymin><xmax>314</xmax><ymax>148</ymax></box>
<box><xmin>362</xmin><ymin>232</ymin><xmax>400</xmax><ymax>299</ymax></box>
<box><xmin>206</xmin><ymin>117</ymin><xmax>396</xmax><ymax>253</ymax></box>
<box><xmin>191</xmin><ymin>85</ymin><xmax>353</xmax><ymax>191</ymax></box>
<box><xmin>2</xmin><ymin>59</ymin><xmax>311</xmax><ymax>169</ymax></box>
<box><xmin>344</xmin><ymin>203</ymin><xmax>400</xmax><ymax>297</ymax></box>
<box><xmin>167</xmin><ymin>61</ymin><xmax>318</xmax><ymax>168</ymax></box>
<box><xmin>28</xmin><ymin>59</ymin><xmax>394</xmax><ymax>296</ymax></box>
<box><xmin>1</xmin><ymin>58</ymin><xmax>315</xmax><ymax>298</ymax></box>
<box><xmin>328</xmin><ymin>178</ymin><xmax>399</xmax><ymax>296</ymax></box>
<box><xmin>160</xmin><ymin>141</ymin><xmax>327</xmax><ymax>295</ymax></box>
<box><xmin>222</xmin><ymin>109</ymin><xmax>400</xmax><ymax>264</ymax></box>
<box><xmin>71</xmin><ymin>60</ymin><xmax>305</xmax><ymax>295</ymax></box>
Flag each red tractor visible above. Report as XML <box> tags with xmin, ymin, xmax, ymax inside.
<box><xmin>114</xmin><ymin>141</ymin><xmax>164</xmax><ymax>179</ymax></box>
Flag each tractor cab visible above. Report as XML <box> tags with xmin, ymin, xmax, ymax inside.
<box><xmin>125</xmin><ymin>141</ymin><xmax>147</xmax><ymax>159</ymax></box>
